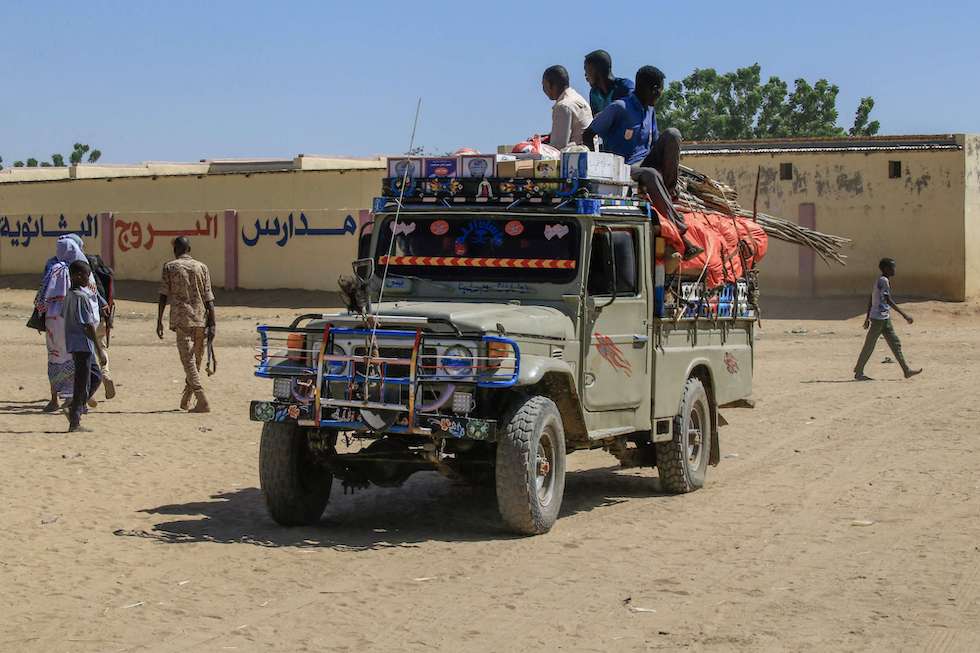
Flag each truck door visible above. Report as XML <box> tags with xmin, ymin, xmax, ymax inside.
<box><xmin>582</xmin><ymin>225</ymin><xmax>649</xmax><ymax>411</ymax></box>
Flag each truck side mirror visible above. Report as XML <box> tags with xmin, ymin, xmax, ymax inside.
<box><xmin>357</xmin><ymin>221</ymin><xmax>375</xmax><ymax>260</ymax></box>
<box><xmin>352</xmin><ymin>258</ymin><xmax>375</xmax><ymax>283</ymax></box>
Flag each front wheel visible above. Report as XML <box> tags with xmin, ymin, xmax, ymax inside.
<box><xmin>656</xmin><ymin>377</ymin><xmax>712</xmax><ymax>493</ymax></box>
<box><xmin>259</xmin><ymin>422</ymin><xmax>333</xmax><ymax>526</ymax></box>
<box><xmin>495</xmin><ymin>396</ymin><xmax>566</xmax><ymax>535</ymax></box>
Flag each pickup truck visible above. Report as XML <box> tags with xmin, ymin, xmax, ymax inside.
<box><xmin>251</xmin><ymin>192</ymin><xmax>755</xmax><ymax>535</ymax></box>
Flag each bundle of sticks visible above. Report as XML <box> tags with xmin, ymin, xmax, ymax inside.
<box><xmin>674</xmin><ymin>165</ymin><xmax>852</xmax><ymax>266</ymax></box>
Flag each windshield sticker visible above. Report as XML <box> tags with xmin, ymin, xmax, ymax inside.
<box><xmin>458</xmin><ymin>282</ymin><xmax>531</xmax><ymax>295</ymax></box>
<box><xmin>390</xmin><ymin>221</ymin><xmax>416</xmax><ymax>236</ymax></box>
<box><xmin>504</xmin><ymin>220</ymin><xmax>524</xmax><ymax>237</ymax></box>
<box><xmin>594</xmin><ymin>332</ymin><xmax>633</xmax><ymax>377</ymax></box>
<box><xmin>457</xmin><ymin>219</ymin><xmax>504</xmax><ymax>248</ymax></box>
<box><xmin>544</xmin><ymin>224</ymin><xmax>570</xmax><ymax>240</ymax></box>
<box><xmin>430</xmin><ymin>219</ymin><xmax>449</xmax><ymax>236</ymax></box>
<box><xmin>379</xmin><ymin>255</ymin><xmax>576</xmax><ymax>269</ymax></box>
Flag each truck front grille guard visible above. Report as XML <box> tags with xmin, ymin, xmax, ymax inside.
<box><xmin>255</xmin><ymin>324</ymin><xmax>519</xmax><ymax>431</ymax></box>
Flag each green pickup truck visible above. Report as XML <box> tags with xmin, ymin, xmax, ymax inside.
<box><xmin>251</xmin><ymin>192</ymin><xmax>755</xmax><ymax>535</ymax></box>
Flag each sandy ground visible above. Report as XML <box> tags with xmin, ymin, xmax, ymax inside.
<box><xmin>1</xmin><ymin>280</ymin><xmax>979</xmax><ymax>652</ymax></box>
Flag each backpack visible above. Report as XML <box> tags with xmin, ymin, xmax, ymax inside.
<box><xmin>86</xmin><ymin>254</ymin><xmax>115</xmax><ymax>307</ymax></box>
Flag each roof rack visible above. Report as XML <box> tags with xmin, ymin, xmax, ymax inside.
<box><xmin>375</xmin><ymin>176</ymin><xmax>647</xmax><ymax>215</ymax></box>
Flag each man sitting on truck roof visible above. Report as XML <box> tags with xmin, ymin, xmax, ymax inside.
<box><xmin>583</xmin><ymin>65</ymin><xmax>703</xmax><ymax>260</ymax></box>
<box><xmin>584</xmin><ymin>50</ymin><xmax>634</xmax><ymax>117</ymax></box>
<box><xmin>541</xmin><ymin>65</ymin><xmax>593</xmax><ymax>150</ymax></box>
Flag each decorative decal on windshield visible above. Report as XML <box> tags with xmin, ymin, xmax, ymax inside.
<box><xmin>457</xmin><ymin>219</ymin><xmax>504</xmax><ymax>248</ymax></box>
<box><xmin>390</xmin><ymin>221</ymin><xmax>416</xmax><ymax>236</ymax></box>
<box><xmin>544</xmin><ymin>224</ymin><xmax>570</xmax><ymax>240</ymax></box>
<box><xmin>505</xmin><ymin>220</ymin><xmax>524</xmax><ymax>237</ymax></box>
<box><xmin>594</xmin><ymin>332</ymin><xmax>633</xmax><ymax>377</ymax></box>
<box><xmin>379</xmin><ymin>255</ymin><xmax>576</xmax><ymax>269</ymax></box>
<box><xmin>430</xmin><ymin>219</ymin><xmax>449</xmax><ymax>236</ymax></box>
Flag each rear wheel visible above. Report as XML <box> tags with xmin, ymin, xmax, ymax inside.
<box><xmin>656</xmin><ymin>378</ymin><xmax>711</xmax><ymax>493</ymax></box>
<box><xmin>495</xmin><ymin>396</ymin><xmax>566</xmax><ymax>535</ymax></box>
<box><xmin>259</xmin><ymin>422</ymin><xmax>333</xmax><ymax>526</ymax></box>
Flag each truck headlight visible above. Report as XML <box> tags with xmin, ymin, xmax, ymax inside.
<box><xmin>440</xmin><ymin>345</ymin><xmax>474</xmax><ymax>378</ymax></box>
<box><xmin>485</xmin><ymin>340</ymin><xmax>517</xmax><ymax>377</ymax></box>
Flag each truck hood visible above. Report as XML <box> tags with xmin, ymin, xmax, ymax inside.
<box><xmin>375</xmin><ymin>301</ymin><xmax>574</xmax><ymax>340</ymax></box>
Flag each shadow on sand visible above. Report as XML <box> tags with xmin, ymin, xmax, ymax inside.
<box><xmin>122</xmin><ymin>466</ymin><xmax>665</xmax><ymax>550</ymax></box>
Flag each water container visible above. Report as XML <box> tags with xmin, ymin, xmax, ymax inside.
<box><xmin>654</xmin><ymin>262</ymin><xmax>665</xmax><ymax>318</ymax></box>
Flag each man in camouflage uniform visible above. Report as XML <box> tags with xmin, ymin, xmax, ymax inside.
<box><xmin>157</xmin><ymin>237</ymin><xmax>216</xmax><ymax>412</ymax></box>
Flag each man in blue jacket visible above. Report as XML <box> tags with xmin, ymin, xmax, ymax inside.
<box><xmin>584</xmin><ymin>65</ymin><xmax>702</xmax><ymax>260</ymax></box>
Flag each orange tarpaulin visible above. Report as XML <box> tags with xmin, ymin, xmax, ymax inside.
<box><xmin>654</xmin><ymin>207</ymin><xmax>769</xmax><ymax>289</ymax></box>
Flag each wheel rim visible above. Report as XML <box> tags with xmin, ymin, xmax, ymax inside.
<box><xmin>686</xmin><ymin>402</ymin><xmax>705</xmax><ymax>468</ymax></box>
<box><xmin>535</xmin><ymin>425</ymin><xmax>557</xmax><ymax>506</ymax></box>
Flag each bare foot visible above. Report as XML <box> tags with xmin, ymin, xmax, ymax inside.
<box><xmin>854</xmin><ymin>373</ymin><xmax>873</xmax><ymax>381</ymax></box>
<box><xmin>904</xmin><ymin>368</ymin><xmax>923</xmax><ymax>379</ymax></box>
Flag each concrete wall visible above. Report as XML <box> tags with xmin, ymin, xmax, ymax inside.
<box><xmin>965</xmin><ymin>135</ymin><xmax>980</xmax><ymax>299</ymax></box>
<box><xmin>0</xmin><ymin>164</ymin><xmax>383</xmax><ymax>290</ymax></box>
<box><xmin>682</xmin><ymin>144</ymin><xmax>969</xmax><ymax>300</ymax></box>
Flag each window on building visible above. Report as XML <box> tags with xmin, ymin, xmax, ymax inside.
<box><xmin>888</xmin><ymin>161</ymin><xmax>902</xmax><ymax>179</ymax></box>
<box><xmin>779</xmin><ymin>162</ymin><xmax>793</xmax><ymax>180</ymax></box>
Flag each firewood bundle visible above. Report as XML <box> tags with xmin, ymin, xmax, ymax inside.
<box><xmin>674</xmin><ymin>165</ymin><xmax>852</xmax><ymax>266</ymax></box>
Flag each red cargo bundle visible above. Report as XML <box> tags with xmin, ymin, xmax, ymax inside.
<box><xmin>653</xmin><ymin>207</ymin><xmax>769</xmax><ymax>289</ymax></box>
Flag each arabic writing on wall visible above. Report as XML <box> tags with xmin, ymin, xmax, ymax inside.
<box><xmin>241</xmin><ymin>212</ymin><xmax>357</xmax><ymax>247</ymax></box>
<box><xmin>0</xmin><ymin>214</ymin><xmax>99</xmax><ymax>248</ymax></box>
<box><xmin>114</xmin><ymin>213</ymin><xmax>218</xmax><ymax>252</ymax></box>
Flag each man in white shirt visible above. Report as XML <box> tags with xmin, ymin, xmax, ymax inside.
<box><xmin>541</xmin><ymin>65</ymin><xmax>593</xmax><ymax>150</ymax></box>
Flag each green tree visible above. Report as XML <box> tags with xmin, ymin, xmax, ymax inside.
<box><xmin>658</xmin><ymin>63</ymin><xmax>880</xmax><ymax>140</ymax></box>
<box><xmin>850</xmin><ymin>97</ymin><xmax>880</xmax><ymax>136</ymax></box>
<box><xmin>70</xmin><ymin>143</ymin><xmax>101</xmax><ymax>165</ymax></box>
<box><xmin>0</xmin><ymin>143</ymin><xmax>103</xmax><ymax>170</ymax></box>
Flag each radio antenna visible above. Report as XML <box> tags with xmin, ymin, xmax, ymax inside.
<box><xmin>369</xmin><ymin>97</ymin><xmax>422</xmax><ymax>347</ymax></box>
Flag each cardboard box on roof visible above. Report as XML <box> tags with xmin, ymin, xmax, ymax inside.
<box><xmin>424</xmin><ymin>157</ymin><xmax>459</xmax><ymax>178</ymax></box>
<box><xmin>533</xmin><ymin>159</ymin><xmax>561</xmax><ymax>179</ymax></box>
<box><xmin>561</xmin><ymin>151</ymin><xmax>619</xmax><ymax>180</ymax></box>
<box><xmin>459</xmin><ymin>154</ymin><xmax>495</xmax><ymax>178</ymax></box>
<box><xmin>387</xmin><ymin>157</ymin><xmax>423</xmax><ymax>179</ymax></box>
<box><xmin>497</xmin><ymin>159</ymin><xmax>534</xmax><ymax>178</ymax></box>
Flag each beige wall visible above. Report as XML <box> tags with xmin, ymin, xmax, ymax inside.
<box><xmin>964</xmin><ymin>135</ymin><xmax>980</xmax><ymax>299</ymax></box>
<box><xmin>683</xmin><ymin>145</ymin><xmax>969</xmax><ymax>300</ymax></box>
<box><xmin>0</xmin><ymin>167</ymin><xmax>383</xmax><ymax>290</ymax></box>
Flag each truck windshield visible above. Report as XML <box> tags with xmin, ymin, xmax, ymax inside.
<box><xmin>374</xmin><ymin>214</ymin><xmax>580</xmax><ymax>283</ymax></box>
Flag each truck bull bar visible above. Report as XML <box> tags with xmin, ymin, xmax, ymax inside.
<box><xmin>254</xmin><ymin>320</ymin><xmax>519</xmax><ymax>434</ymax></box>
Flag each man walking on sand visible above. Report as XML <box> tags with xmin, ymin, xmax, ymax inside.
<box><xmin>157</xmin><ymin>237</ymin><xmax>215</xmax><ymax>412</ymax></box>
<box><xmin>854</xmin><ymin>257</ymin><xmax>922</xmax><ymax>381</ymax></box>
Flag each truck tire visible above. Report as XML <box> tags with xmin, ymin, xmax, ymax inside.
<box><xmin>656</xmin><ymin>377</ymin><xmax>711</xmax><ymax>494</ymax></box>
<box><xmin>495</xmin><ymin>396</ymin><xmax>566</xmax><ymax>535</ymax></box>
<box><xmin>259</xmin><ymin>422</ymin><xmax>333</xmax><ymax>526</ymax></box>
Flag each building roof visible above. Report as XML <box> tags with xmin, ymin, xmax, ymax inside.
<box><xmin>0</xmin><ymin>155</ymin><xmax>385</xmax><ymax>184</ymax></box>
<box><xmin>682</xmin><ymin>134</ymin><xmax>964</xmax><ymax>155</ymax></box>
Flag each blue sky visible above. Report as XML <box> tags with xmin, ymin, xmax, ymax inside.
<box><xmin>2</xmin><ymin>1</ymin><xmax>978</xmax><ymax>164</ymax></box>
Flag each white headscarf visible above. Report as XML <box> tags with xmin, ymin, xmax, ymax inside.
<box><xmin>55</xmin><ymin>236</ymin><xmax>86</xmax><ymax>264</ymax></box>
